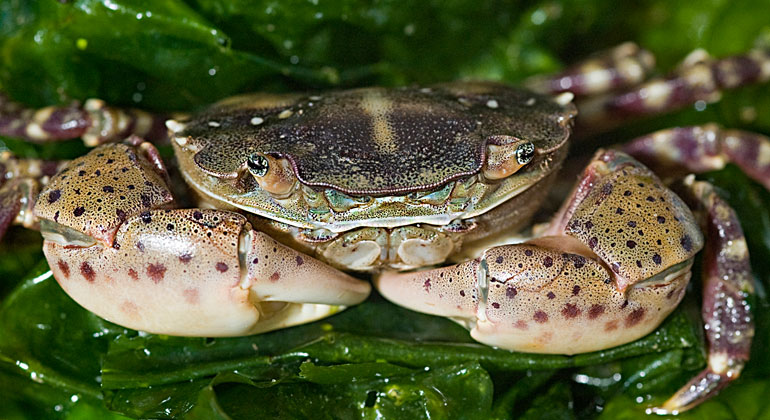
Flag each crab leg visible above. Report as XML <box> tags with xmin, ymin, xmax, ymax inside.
<box><xmin>0</xmin><ymin>93</ymin><xmax>168</xmax><ymax>146</ymax></box>
<box><xmin>622</xmin><ymin>124</ymin><xmax>770</xmax><ymax>190</ymax></box>
<box><xmin>34</xmin><ymin>139</ymin><xmax>369</xmax><ymax>336</ymax></box>
<box><xmin>376</xmin><ymin>150</ymin><xmax>703</xmax><ymax>355</ymax></box>
<box><xmin>0</xmin><ymin>152</ymin><xmax>66</xmax><ymax>240</ymax></box>
<box><xmin>524</xmin><ymin>42</ymin><xmax>656</xmax><ymax>97</ymax></box>
<box><xmin>652</xmin><ymin>177</ymin><xmax>754</xmax><ymax>414</ymax></box>
<box><xmin>577</xmin><ymin>49</ymin><xmax>770</xmax><ymax>131</ymax></box>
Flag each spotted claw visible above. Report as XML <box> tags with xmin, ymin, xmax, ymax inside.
<box><xmin>376</xmin><ymin>150</ymin><xmax>703</xmax><ymax>354</ymax></box>
<box><xmin>34</xmin><ymin>140</ymin><xmax>369</xmax><ymax>336</ymax></box>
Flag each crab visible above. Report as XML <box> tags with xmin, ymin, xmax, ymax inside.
<box><xmin>1</xmin><ymin>43</ymin><xmax>768</xmax><ymax>414</ymax></box>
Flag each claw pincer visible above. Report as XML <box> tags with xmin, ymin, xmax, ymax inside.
<box><xmin>33</xmin><ymin>141</ymin><xmax>369</xmax><ymax>336</ymax></box>
<box><xmin>377</xmin><ymin>151</ymin><xmax>703</xmax><ymax>354</ymax></box>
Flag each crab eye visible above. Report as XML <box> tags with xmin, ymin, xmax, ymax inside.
<box><xmin>483</xmin><ymin>136</ymin><xmax>537</xmax><ymax>180</ymax></box>
<box><xmin>246</xmin><ymin>153</ymin><xmax>297</xmax><ymax>197</ymax></box>
<box><xmin>515</xmin><ymin>142</ymin><xmax>535</xmax><ymax>165</ymax></box>
<box><xmin>247</xmin><ymin>153</ymin><xmax>269</xmax><ymax>177</ymax></box>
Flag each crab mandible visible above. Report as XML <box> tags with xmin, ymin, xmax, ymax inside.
<box><xmin>0</xmin><ymin>44</ymin><xmax>767</xmax><ymax>414</ymax></box>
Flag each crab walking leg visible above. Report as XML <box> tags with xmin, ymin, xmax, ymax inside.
<box><xmin>524</xmin><ymin>42</ymin><xmax>656</xmax><ymax>97</ymax></box>
<box><xmin>376</xmin><ymin>150</ymin><xmax>703</xmax><ymax>354</ymax></box>
<box><xmin>653</xmin><ymin>178</ymin><xmax>754</xmax><ymax>414</ymax></box>
<box><xmin>34</xmin><ymin>140</ymin><xmax>369</xmax><ymax>336</ymax></box>
<box><xmin>0</xmin><ymin>93</ymin><xmax>168</xmax><ymax>146</ymax></box>
<box><xmin>0</xmin><ymin>153</ymin><xmax>67</xmax><ymax>239</ymax></box>
<box><xmin>622</xmin><ymin>124</ymin><xmax>770</xmax><ymax>191</ymax></box>
<box><xmin>577</xmin><ymin>49</ymin><xmax>770</xmax><ymax>131</ymax></box>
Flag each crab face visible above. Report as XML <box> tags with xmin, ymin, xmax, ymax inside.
<box><xmin>169</xmin><ymin>81</ymin><xmax>576</xmax><ymax>270</ymax></box>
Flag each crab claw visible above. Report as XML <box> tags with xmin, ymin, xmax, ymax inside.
<box><xmin>35</xmin><ymin>141</ymin><xmax>369</xmax><ymax>336</ymax></box>
<box><xmin>376</xmin><ymin>150</ymin><xmax>703</xmax><ymax>354</ymax></box>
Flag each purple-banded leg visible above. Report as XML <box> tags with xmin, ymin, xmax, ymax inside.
<box><xmin>622</xmin><ymin>124</ymin><xmax>770</xmax><ymax>191</ymax></box>
<box><xmin>0</xmin><ymin>152</ymin><xmax>66</xmax><ymax>240</ymax></box>
<box><xmin>376</xmin><ymin>150</ymin><xmax>702</xmax><ymax>355</ymax></box>
<box><xmin>0</xmin><ymin>93</ymin><xmax>168</xmax><ymax>146</ymax></box>
<box><xmin>33</xmin><ymin>139</ymin><xmax>370</xmax><ymax>336</ymax></box>
<box><xmin>576</xmin><ymin>49</ymin><xmax>770</xmax><ymax>131</ymax></box>
<box><xmin>524</xmin><ymin>42</ymin><xmax>656</xmax><ymax>97</ymax></box>
<box><xmin>652</xmin><ymin>177</ymin><xmax>754</xmax><ymax>414</ymax></box>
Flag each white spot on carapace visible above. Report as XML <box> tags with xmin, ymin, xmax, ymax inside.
<box><xmin>278</xmin><ymin>109</ymin><xmax>293</xmax><ymax>119</ymax></box>
<box><xmin>207</xmin><ymin>121</ymin><xmax>221</xmax><ymax>127</ymax></box>
<box><xmin>525</xmin><ymin>98</ymin><xmax>536</xmax><ymax>106</ymax></box>
<box><xmin>553</xmin><ymin>92</ymin><xmax>574</xmax><ymax>106</ymax></box>
<box><xmin>250</xmin><ymin>117</ymin><xmax>264</xmax><ymax>126</ymax></box>
<box><xmin>309</xmin><ymin>95</ymin><xmax>322</xmax><ymax>101</ymax></box>
<box><xmin>486</xmin><ymin>99</ymin><xmax>499</xmax><ymax>109</ymax></box>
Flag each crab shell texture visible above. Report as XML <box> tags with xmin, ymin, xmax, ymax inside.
<box><xmin>170</xmin><ymin>81</ymin><xmax>576</xmax><ymax>271</ymax></box>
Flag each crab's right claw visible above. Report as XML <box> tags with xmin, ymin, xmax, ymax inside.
<box><xmin>652</xmin><ymin>178</ymin><xmax>754</xmax><ymax>415</ymax></box>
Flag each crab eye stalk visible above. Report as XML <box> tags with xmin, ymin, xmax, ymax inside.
<box><xmin>246</xmin><ymin>152</ymin><xmax>296</xmax><ymax>197</ymax></box>
<box><xmin>483</xmin><ymin>136</ymin><xmax>536</xmax><ymax>180</ymax></box>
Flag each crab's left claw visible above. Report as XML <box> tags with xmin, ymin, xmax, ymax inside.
<box><xmin>652</xmin><ymin>178</ymin><xmax>754</xmax><ymax>415</ymax></box>
<box><xmin>376</xmin><ymin>150</ymin><xmax>703</xmax><ymax>355</ymax></box>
